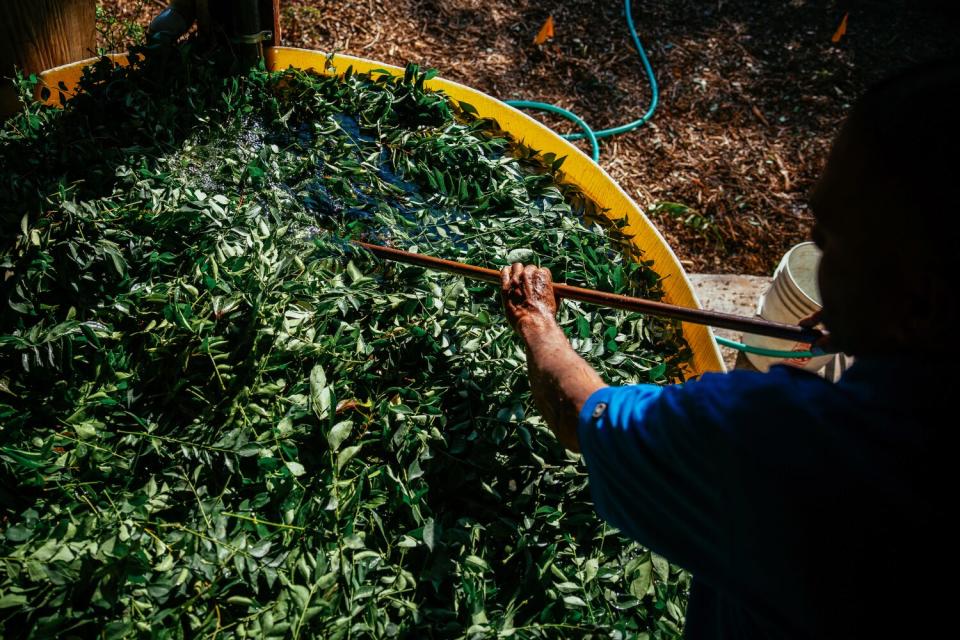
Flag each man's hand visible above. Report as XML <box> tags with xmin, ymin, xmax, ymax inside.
<box><xmin>500</xmin><ymin>262</ymin><xmax>604</xmax><ymax>452</ymax></box>
<box><xmin>500</xmin><ymin>263</ymin><xmax>559</xmax><ymax>333</ymax></box>
<box><xmin>799</xmin><ymin>309</ymin><xmax>834</xmax><ymax>354</ymax></box>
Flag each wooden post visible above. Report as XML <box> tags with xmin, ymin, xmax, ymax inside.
<box><xmin>0</xmin><ymin>0</ymin><xmax>96</xmax><ymax>117</ymax></box>
<box><xmin>266</xmin><ymin>0</ymin><xmax>282</xmax><ymax>46</ymax></box>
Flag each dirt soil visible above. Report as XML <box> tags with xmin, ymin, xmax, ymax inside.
<box><xmin>98</xmin><ymin>0</ymin><xmax>960</xmax><ymax>274</ymax></box>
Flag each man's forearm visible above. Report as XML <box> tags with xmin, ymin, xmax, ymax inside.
<box><xmin>517</xmin><ymin>316</ymin><xmax>606</xmax><ymax>452</ymax></box>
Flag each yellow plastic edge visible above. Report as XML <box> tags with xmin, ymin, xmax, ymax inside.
<box><xmin>39</xmin><ymin>48</ymin><xmax>725</xmax><ymax>376</ymax></box>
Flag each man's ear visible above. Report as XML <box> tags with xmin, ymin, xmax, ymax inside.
<box><xmin>897</xmin><ymin>276</ymin><xmax>953</xmax><ymax>351</ymax></box>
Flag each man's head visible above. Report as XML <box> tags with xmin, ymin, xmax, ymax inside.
<box><xmin>809</xmin><ymin>59</ymin><xmax>960</xmax><ymax>356</ymax></box>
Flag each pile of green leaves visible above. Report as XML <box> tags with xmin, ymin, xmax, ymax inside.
<box><xmin>0</xmin><ymin>47</ymin><xmax>693</xmax><ymax>638</ymax></box>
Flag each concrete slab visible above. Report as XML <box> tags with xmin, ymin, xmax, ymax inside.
<box><xmin>688</xmin><ymin>273</ymin><xmax>770</xmax><ymax>371</ymax></box>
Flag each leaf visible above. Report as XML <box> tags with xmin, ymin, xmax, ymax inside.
<box><xmin>309</xmin><ymin>364</ymin><xmax>327</xmax><ymax>391</ymax></box>
<box><xmin>327</xmin><ymin>420</ymin><xmax>352</xmax><ymax>452</ymax></box>
<box><xmin>75</xmin><ymin>422</ymin><xmax>97</xmax><ymax>440</ymax></box>
<box><xmin>310</xmin><ymin>365</ymin><xmax>331</xmax><ymax>418</ymax></box>
<box><xmin>5</xmin><ymin>526</ymin><xmax>30</xmax><ymax>542</ymax></box>
<box><xmin>584</xmin><ymin>557</ymin><xmax>599</xmax><ymax>583</ymax></box>
<box><xmin>534</xmin><ymin>16</ymin><xmax>555</xmax><ymax>45</ymax></box>
<box><xmin>464</xmin><ymin>555</ymin><xmax>489</xmax><ymax>571</ymax></box>
<box><xmin>285</xmin><ymin>461</ymin><xmax>306</xmax><ymax>477</ymax></box>
<box><xmin>562</xmin><ymin>595</ymin><xmax>587</xmax><ymax>607</ymax></box>
<box><xmin>289</xmin><ymin>583</ymin><xmax>311</xmax><ymax>610</ymax></box>
<box><xmin>652</xmin><ymin>553</ymin><xmax>670</xmax><ymax>582</ymax></box>
<box><xmin>346</xmin><ymin>261</ymin><xmax>364</xmax><ymax>283</ymax></box>
<box><xmin>423</xmin><ymin>518</ymin><xmax>436</xmax><ymax>552</ymax></box>
<box><xmin>249</xmin><ymin>539</ymin><xmax>272</xmax><ymax>558</ymax></box>
<box><xmin>629</xmin><ymin>560</ymin><xmax>653</xmax><ymax>599</ymax></box>
<box><xmin>237</xmin><ymin>442</ymin><xmax>261</xmax><ymax>457</ymax></box>
<box><xmin>0</xmin><ymin>594</ymin><xmax>28</xmax><ymax>609</ymax></box>
<box><xmin>505</xmin><ymin>248</ymin><xmax>535</xmax><ymax>264</ymax></box>
<box><xmin>831</xmin><ymin>12</ymin><xmax>849</xmax><ymax>44</ymax></box>
<box><xmin>336</xmin><ymin>445</ymin><xmax>362</xmax><ymax>471</ymax></box>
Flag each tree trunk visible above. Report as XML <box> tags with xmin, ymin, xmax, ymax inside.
<box><xmin>0</xmin><ymin>0</ymin><xmax>96</xmax><ymax>117</ymax></box>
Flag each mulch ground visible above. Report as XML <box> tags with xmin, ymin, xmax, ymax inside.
<box><xmin>99</xmin><ymin>0</ymin><xmax>960</xmax><ymax>274</ymax></box>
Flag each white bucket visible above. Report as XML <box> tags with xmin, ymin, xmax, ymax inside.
<box><xmin>744</xmin><ymin>242</ymin><xmax>834</xmax><ymax>372</ymax></box>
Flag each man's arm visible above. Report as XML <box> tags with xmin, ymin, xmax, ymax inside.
<box><xmin>500</xmin><ymin>262</ymin><xmax>809</xmax><ymax>616</ymax></box>
<box><xmin>501</xmin><ymin>261</ymin><xmax>743</xmax><ymax>588</ymax></box>
<box><xmin>499</xmin><ymin>261</ymin><xmax>728</xmax><ymax>577</ymax></box>
<box><xmin>500</xmin><ymin>263</ymin><xmax>605</xmax><ymax>451</ymax></box>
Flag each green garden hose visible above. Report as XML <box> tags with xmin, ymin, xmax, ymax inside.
<box><xmin>503</xmin><ymin>99</ymin><xmax>601</xmax><ymax>161</ymax></box>
<box><xmin>505</xmin><ymin>0</ymin><xmax>658</xmax><ymax>154</ymax></box>
<box><xmin>714</xmin><ymin>336</ymin><xmax>822</xmax><ymax>360</ymax></box>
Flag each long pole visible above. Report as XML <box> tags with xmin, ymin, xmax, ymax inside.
<box><xmin>353</xmin><ymin>241</ymin><xmax>823</xmax><ymax>344</ymax></box>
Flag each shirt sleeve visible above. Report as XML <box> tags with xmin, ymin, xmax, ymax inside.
<box><xmin>577</xmin><ymin>382</ymin><xmax>733</xmax><ymax>584</ymax></box>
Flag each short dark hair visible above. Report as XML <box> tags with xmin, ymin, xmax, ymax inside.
<box><xmin>838</xmin><ymin>60</ymin><xmax>960</xmax><ymax>346</ymax></box>
<box><xmin>844</xmin><ymin>59</ymin><xmax>960</xmax><ymax>260</ymax></box>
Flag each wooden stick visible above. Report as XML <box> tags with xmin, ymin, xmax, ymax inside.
<box><xmin>353</xmin><ymin>241</ymin><xmax>824</xmax><ymax>344</ymax></box>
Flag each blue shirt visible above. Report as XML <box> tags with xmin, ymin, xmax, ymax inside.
<box><xmin>577</xmin><ymin>357</ymin><xmax>953</xmax><ymax>639</ymax></box>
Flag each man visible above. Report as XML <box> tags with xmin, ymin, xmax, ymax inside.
<box><xmin>501</xmin><ymin>61</ymin><xmax>957</xmax><ymax>638</ymax></box>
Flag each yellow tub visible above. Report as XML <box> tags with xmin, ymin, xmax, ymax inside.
<box><xmin>39</xmin><ymin>47</ymin><xmax>725</xmax><ymax>376</ymax></box>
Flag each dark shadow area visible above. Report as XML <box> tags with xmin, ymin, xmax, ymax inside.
<box><xmin>0</xmin><ymin>45</ymin><xmax>243</xmax><ymax>246</ymax></box>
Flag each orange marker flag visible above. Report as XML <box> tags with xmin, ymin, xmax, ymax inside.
<box><xmin>831</xmin><ymin>12</ymin><xmax>849</xmax><ymax>43</ymax></box>
<box><xmin>534</xmin><ymin>16</ymin><xmax>555</xmax><ymax>45</ymax></box>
